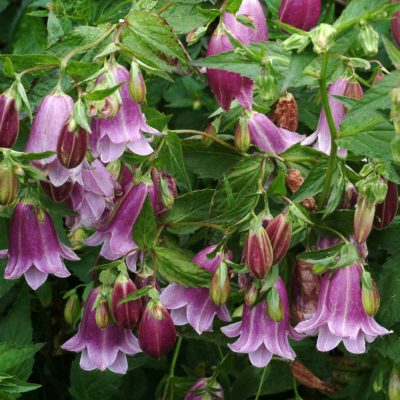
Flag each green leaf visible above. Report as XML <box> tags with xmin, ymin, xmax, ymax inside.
<box><xmin>0</xmin><ymin>374</ymin><xmax>40</xmax><ymax>394</ymax></box>
<box><xmin>158</xmin><ymin>132</ymin><xmax>192</xmax><ymax>192</ymax></box>
<box><xmin>84</xmin><ymin>82</ymin><xmax>123</xmax><ymax>101</ymax></box>
<box><xmin>322</xmin><ymin>163</ymin><xmax>346</xmax><ymax>218</ymax></box>
<box><xmin>382</xmin><ymin>36</ymin><xmax>400</xmax><ymax>67</ymax></box>
<box><xmin>142</xmin><ymin>106</ymin><xmax>171</xmax><ymax>131</ymax></box>
<box><xmin>133</xmin><ymin>196</ymin><xmax>157</xmax><ymax>249</ymax></box>
<box><xmin>225</xmin><ymin>0</ymin><xmax>243</xmax><ymax>13</ymax></box>
<box><xmin>268</xmin><ymin>169</ymin><xmax>287</xmax><ymax>197</ymax></box>
<box><xmin>47</xmin><ymin>11</ymin><xmax>64</xmax><ymax>48</ymax></box>
<box><xmin>66</xmin><ymin>61</ymin><xmax>103</xmax><ymax>81</ymax></box>
<box><xmin>119</xmin><ymin>286</ymin><xmax>152</xmax><ymax>305</ymax></box>
<box><xmin>282</xmin><ymin>52</ymin><xmax>315</xmax><ymax>91</ymax></box>
<box><xmin>0</xmin><ymin>54</ymin><xmax>60</xmax><ymax>71</ymax></box>
<box><xmin>154</xmin><ymin>247</ymin><xmax>211</xmax><ymax>287</ymax></box>
<box><xmin>2</xmin><ymin>58</ymin><xmax>15</xmax><ymax>78</ymax></box>
<box><xmin>0</xmin><ymin>344</ymin><xmax>43</xmax><ymax>374</ymax></box>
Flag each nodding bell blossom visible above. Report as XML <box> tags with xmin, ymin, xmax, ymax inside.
<box><xmin>221</xmin><ymin>278</ymin><xmax>298</xmax><ymax>368</ymax></box>
<box><xmin>207</xmin><ymin>0</ymin><xmax>268</xmax><ymax>111</ymax></box>
<box><xmin>85</xmin><ymin>180</ymin><xmax>150</xmax><ymax>271</ymax></box>
<box><xmin>25</xmin><ymin>93</ymin><xmax>82</xmax><ymax>187</ymax></box>
<box><xmin>303</xmin><ymin>79</ymin><xmax>363</xmax><ymax>156</ymax></box>
<box><xmin>245</xmin><ymin>111</ymin><xmax>304</xmax><ymax>154</ymax></box>
<box><xmin>90</xmin><ymin>64</ymin><xmax>160</xmax><ymax>163</ymax></box>
<box><xmin>66</xmin><ymin>160</ymin><xmax>117</xmax><ymax>230</ymax></box>
<box><xmin>184</xmin><ymin>378</ymin><xmax>224</xmax><ymax>400</ymax></box>
<box><xmin>0</xmin><ymin>93</ymin><xmax>19</xmax><ymax>148</ymax></box>
<box><xmin>160</xmin><ymin>245</ymin><xmax>231</xmax><ymax>334</ymax></box>
<box><xmin>279</xmin><ymin>0</ymin><xmax>321</xmax><ymax>31</ymax></box>
<box><xmin>1</xmin><ymin>202</ymin><xmax>79</xmax><ymax>290</ymax></box>
<box><xmin>62</xmin><ymin>288</ymin><xmax>141</xmax><ymax>374</ymax></box>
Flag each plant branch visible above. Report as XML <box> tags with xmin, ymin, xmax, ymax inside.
<box><xmin>255</xmin><ymin>366</ymin><xmax>269</xmax><ymax>400</ymax></box>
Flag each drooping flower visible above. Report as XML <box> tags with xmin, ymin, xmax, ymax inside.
<box><xmin>90</xmin><ymin>64</ymin><xmax>159</xmax><ymax>163</ymax></box>
<box><xmin>62</xmin><ymin>288</ymin><xmax>141</xmax><ymax>374</ymax></box>
<box><xmin>246</xmin><ymin>111</ymin><xmax>304</xmax><ymax>154</ymax></box>
<box><xmin>279</xmin><ymin>0</ymin><xmax>321</xmax><ymax>31</ymax></box>
<box><xmin>1</xmin><ymin>202</ymin><xmax>78</xmax><ymax>290</ymax></box>
<box><xmin>207</xmin><ymin>0</ymin><xmax>268</xmax><ymax>111</ymax></box>
<box><xmin>295</xmin><ymin>264</ymin><xmax>390</xmax><ymax>354</ymax></box>
<box><xmin>184</xmin><ymin>378</ymin><xmax>224</xmax><ymax>400</ymax></box>
<box><xmin>66</xmin><ymin>160</ymin><xmax>117</xmax><ymax>230</ymax></box>
<box><xmin>138</xmin><ymin>299</ymin><xmax>176</xmax><ymax>358</ymax></box>
<box><xmin>0</xmin><ymin>93</ymin><xmax>19</xmax><ymax>148</ymax></box>
<box><xmin>221</xmin><ymin>278</ymin><xmax>297</xmax><ymax>367</ymax></box>
<box><xmin>303</xmin><ymin>79</ymin><xmax>362</xmax><ymax>156</ymax></box>
<box><xmin>85</xmin><ymin>180</ymin><xmax>150</xmax><ymax>270</ymax></box>
<box><xmin>160</xmin><ymin>245</ymin><xmax>231</xmax><ymax>334</ymax></box>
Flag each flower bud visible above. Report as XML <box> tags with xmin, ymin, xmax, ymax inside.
<box><xmin>283</xmin><ymin>33</ymin><xmax>310</xmax><ymax>52</ymax></box>
<box><xmin>267</xmin><ymin>287</ymin><xmax>284</xmax><ymax>322</ymax></box>
<box><xmin>201</xmin><ymin>121</ymin><xmax>219</xmax><ymax>147</ymax></box>
<box><xmin>129</xmin><ymin>61</ymin><xmax>146</xmax><ymax>104</ymax></box>
<box><xmin>344</xmin><ymin>80</ymin><xmax>363</xmax><ymax>101</ymax></box>
<box><xmin>138</xmin><ymin>300</ymin><xmax>176</xmax><ymax>358</ymax></box>
<box><xmin>0</xmin><ymin>94</ymin><xmax>19</xmax><ymax>148</ymax></box>
<box><xmin>57</xmin><ymin>125</ymin><xmax>88</xmax><ymax>169</ymax></box>
<box><xmin>279</xmin><ymin>0</ymin><xmax>321</xmax><ymax>31</ymax></box>
<box><xmin>41</xmin><ymin>180</ymin><xmax>74</xmax><ymax>202</ymax></box>
<box><xmin>341</xmin><ymin>181</ymin><xmax>358</xmax><ymax>209</ymax></box>
<box><xmin>271</xmin><ymin>93</ymin><xmax>298</xmax><ymax>132</ymax></box>
<box><xmin>245</xmin><ymin>224</ymin><xmax>273</xmax><ymax>279</ymax></box>
<box><xmin>64</xmin><ymin>293</ymin><xmax>81</xmax><ymax>326</ymax></box>
<box><xmin>310</xmin><ymin>23</ymin><xmax>336</xmax><ymax>53</ymax></box>
<box><xmin>374</xmin><ymin>180</ymin><xmax>398</xmax><ymax>230</ymax></box>
<box><xmin>266</xmin><ymin>213</ymin><xmax>292</xmax><ymax>264</ymax></box>
<box><xmin>234</xmin><ymin>117</ymin><xmax>250</xmax><ymax>153</ymax></box>
<box><xmin>256</xmin><ymin>72</ymin><xmax>279</xmax><ymax>103</ymax></box>
<box><xmin>392</xmin><ymin>0</ymin><xmax>400</xmax><ymax>47</ymax></box>
<box><xmin>358</xmin><ymin>24</ymin><xmax>379</xmax><ymax>57</ymax></box>
<box><xmin>150</xmin><ymin>168</ymin><xmax>178</xmax><ymax>215</ymax></box>
<box><xmin>209</xmin><ymin>262</ymin><xmax>231</xmax><ymax>306</ymax></box>
<box><xmin>354</xmin><ymin>195</ymin><xmax>376</xmax><ymax>243</ymax></box>
<box><xmin>95</xmin><ymin>300</ymin><xmax>110</xmax><ymax>329</ymax></box>
<box><xmin>112</xmin><ymin>273</ymin><xmax>143</xmax><ymax>329</ymax></box>
<box><xmin>0</xmin><ymin>163</ymin><xmax>19</xmax><ymax>205</ymax></box>
<box><xmin>371</xmin><ymin>178</ymin><xmax>388</xmax><ymax>204</ymax></box>
<box><xmin>389</xmin><ymin>368</ymin><xmax>400</xmax><ymax>400</ymax></box>
<box><xmin>245</xmin><ymin>283</ymin><xmax>258</xmax><ymax>305</ymax></box>
<box><xmin>361</xmin><ymin>273</ymin><xmax>380</xmax><ymax>317</ymax></box>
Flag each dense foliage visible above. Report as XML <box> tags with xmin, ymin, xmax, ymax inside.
<box><xmin>0</xmin><ymin>0</ymin><xmax>400</xmax><ymax>399</ymax></box>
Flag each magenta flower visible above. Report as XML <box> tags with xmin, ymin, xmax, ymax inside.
<box><xmin>295</xmin><ymin>265</ymin><xmax>390</xmax><ymax>354</ymax></box>
<box><xmin>66</xmin><ymin>160</ymin><xmax>117</xmax><ymax>230</ymax></box>
<box><xmin>246</xmin><ymin>111</ymin><xmax>304</xmax><ymax>153</ymax></box>
<box><xmin>221</xmin><ymin>278</ymin><xmax>297</xmax><ymax>367</ymax></box>
<box><xmin>0</xmin><ymin>93</ymin><xmax>19</xmax><ymax>148</ymax></box>
<box><xmin>62</xmin><ymin>288</ymin><xmax>141</xmax><ymax>374</ymax></box>
<box><xmin>279</xmin><ymin>0</ymin><xmax>321</xmax><ymax>31</ymax></box>
<box><xmin>160</xmin><ymin>245</ymin><xmax>231</xmax><ymax>334</ymax></box>
<box><xmin>303</xmin><ymin>79</ymin><xmax>357</xmax><ymax>156</ymax></box>
<box><xmin>85</xmin><ymin>180</ymin><xmax>150</xmax><ymax>270</ymax></box>
<box><xmin>1</xmin><ymin>202</ymin><xmax>78</xmax><ymax>290</ymax></box>
<box><xmin>207</xmin><ymin>0</ymin><xmax>268</xmax><ymax>111</ymax></box>
<box><xmin>184</xmin><ymin>378</ymin><xmax>224</xmax><ymax>400</ymax></box>
<box><xmin>90</xmin><ymin>64</ymin><xmax>159</xmax><ymax>163</ymax></box>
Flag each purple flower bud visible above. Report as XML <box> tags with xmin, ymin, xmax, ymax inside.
<box><xmin>279</xmin><ymin>0</ymin><xmax>321</xmax><ymax>31</ymax></box>
<box><xmin>246</xmin><ymin>111</ymin><xmax>304</xmax><ymax>154</ymax></box>
<box><xmin>344</xmin><ymin>80</ymin><xmax>364</xmax><ymax>101</ymax></box>
<box><xmin>210</xmin><ymin>262</ymin><xmax>231</xmax><ymax>306</ymax></box>
<box><xmin>234</xmin><ymin>117</ymin><xmax>251</xmax><ymax>153</ymax></box>
<box><xmin>271</xmin><ymin>93</ymin><xmax>299</xmax><ymax>132</ymax></box>
<box><xmin>374</xmin><ymin>180</ymin><xmax>398</xmax><ymax>230</ymax></box>
<box><xmin>207</xmin><ymin>0</ymin><xmax>268</xmax><ymax>111</ymax></box>
<box><xmin>1</xmin><ymin>202</ymin><xmax>78</xmax><ymax>289</ymax></box>
<box><xmin>41</xmin><ymin>180</ymin><xmax>74</xmax><ymax>203</ymax></box>
<box><xmin>129</xmin><ymin>61</ymin><xmax>146</xmax><ymax>104</ymax></box>
<box><xmin>138</xmin><ymin>300</ymin><xmax>176</xmax><ymax>358</ymax></box>
<box><xmin>341</xmin><ymin>182</ymin><xmax>358</xmax><ymax>209</ymax></box>
<box><xmin>266</xmin><ymin>213</ymin><xmax>292</xmax><ymax>264</ymax></box>
<box><xmin>112</xmin><ymin>273</ymin><xmax>143</xmax><ymax>329</ymax></box>
<box><xmin>245</xmin><ymin>225</ymin><xmax>273</xmax><ymax>279</ymax></box>
<box><xmin>62</xmin><ymin>288</ymin><xmax>141</xmax><ymax>373</ymax></box>
<box><xmin>245</xmin><ymin>283</ymin><xmax>258</xmax><ymax>305</ymax></box>
<box><xmin>392</xmin><ymin>1</ymin><xmax>400</xmax><ymax>47</ymax></box>
<box><xmin>0</xmin><ymin>163</ymin><xmax>19</xmax><ymax>205</ymax></box>
<box><xmin>64</xmin><ymin>293</ymin><xmax>81</xmax><ymax>326</ymax></box>
<box><xmin>57</xmin><ymin>125</ymin><xmax>88</xmax><ymax>169</ymax></box>
<box><xmin>150</xmin><ymin>168</ymin><xmax>177</xmax><ymax>215</ymax></box>
<box><xmin>354</xmin><ymin>195</ymin><xmax>376</xmax><ymax>243</ymax></box>
<box><xmin>184</xmin><ymin>378</ymin><xmax>224</xmax><ymax>400</ymax></box>
<box><xmin>0</xmin><ymin>94</ymin><xmax>19</xmax><ymax>148</ymax></box>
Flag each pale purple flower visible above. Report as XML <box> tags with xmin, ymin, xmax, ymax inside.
<box><xmin>207</xmin><ymin>0</ymin><xmax>268</xmax><ymax>111</ymax></box>
<box><xmin>90</xmin><ymin>64</ymin><xmax>159</xmax><ymax>163</ymax></box>
<box><xmin>85</xmin><ymin>180</ymin><xmax>150</xmax><ymax>270</ymax></box>
<box><xmin>184</xmin><ymin>378</ymin><xmax>224</xmax><ymax>400</ymax></box>
<box><xmin>247</xmin><ymin>111</ymin><xmax>304</xmax><ymax>153</ymax></box>
<box><xmin>66</xmin><ymin>160</ymin><xmax>117</xmax><ymax>230</ymax></box>
<box><xmin>295</xmin><ymin>264</ymin><xmax>390</xmax><ymax>354</ymax></box>
<box><xmin>1</xmin><ymin>202</ymin><xmax>78</xmax><ymax>290</ymax></box>
<box><xmin>221</xmin><ymin>277</ymin><xmax>297</xmax><ymax>367</ymax></box>
<box><xmin>160</xmin><ymin>245</ymin><xmax>231</xmax><ymax>334</ymax></box>
<box><xmin>303</xmin><ymin>79</ymin><xmax>349</xmax><ymax>156</ymax></box>
<box><xmin>62</xmin><ymin>288</ymin><xmax>141</xmax><ymax>374</ymax></box>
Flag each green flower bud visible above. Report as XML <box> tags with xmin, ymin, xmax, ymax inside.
<box><xmin>358</xmin><ymin>24</ymin><xmax>379</xmax><ymax>57</ymax></box>
<box><xmin>234</xmin><ymin>116</ymin><xmax>251</xmax><ymax>153</ymax></box>
<box><xmin>209</xmin><ymin>262</ymin><xmax>230</xmax><ymax>306</ymax></box>
<box><xmin>310</xmin><ymin>23</ymin><xmax>336</xmax><ymax>53</ymax></box>
<box><xmin>0</xmin><ymin>163</ymin><xmax>19</xmax><ymax>206</ymax></box>
<box><xmin>129</xmin><ymin>61</ymin><xmax>146</xmax><ymax>104</ymax></box>
<box><xmin>283</xmin><ymin>33</ymin><xmax>311</xmax><ymax>53</ymax></box>
<box><xmin>64</xmin><ymin>293</ymin><xmax>81</xmax><ymax>326</ymax></box>
<box><xmin>95</xmin><ymin>300</ymin><xmax>110</xmax><ymax>329</ymax></box>
<box><xmin>267</xmin><ymin>287</ymin><xmax>284</xmax><ymax>322</ymax></box>
<box><xmin>361</xmin><ymin>271</ymin><xmax>380</xmax><ymax>316</ymax></box>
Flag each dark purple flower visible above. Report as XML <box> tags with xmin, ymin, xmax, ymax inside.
<box><xmin>279</xmin><ymin>0</ymin><xmax>321</xmax><ymax>31</ymax></box>
<box><xmin>207</xmin><ymin>0</ymin><xmax>268</xmax><ymax>111</ymax></box>
<box><xmin>222</xmin><ymin>278</ymin><xmax>298</xmax><ymax>367</ymax></box>
<box><xmin>266</xmin><ymin>213</ymin><xmax>292</xmax><ymax>264</ymax></box>
<box><xmin>392</xmin><ymin>0</ymin><xmax>400</xmax><ymax>47</ymax></box>
<box><xmin>374</xmin><ymin>180</ymin><xmax>398</xmax><ymax>230</ymax></box>
<box><xmin>90</xmin><ymin>64</ymin><xmax>159</xmax><ymax>163</ymax></box>
<box><xmin>160</xmin><ymin>245</ymin><xmax>231</xmax><ymax>334</ymax></box>
<box><xmin>0</xmin><ymin>94</ymin><xmax>19</xmax><ymax>148</ymax></box>
<box><xmin>1</xmin><ymin>202</ymin><xmax>78</xmax><ymax>289</ymax></box>
<box><xmin>62</xmin><ymin>288</ymin><xmax>141</xmax><ymax>373</ymax></box>
<box><xmin>184</xmin><ymin>378</ymin><xmax>224</xmax><ymax>400</ymax></box>
<box><xmin>57</xmin><ymin>125</ymin><xmax>88</xmax><ymax>169</ymax></box>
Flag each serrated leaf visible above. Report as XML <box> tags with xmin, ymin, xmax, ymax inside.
<box><xmin>66</xmin><ymin>61</ymin><xmax>103</xmax><ymax>81</ymax></box>
<box><xmin>119</xmin><ymin>286</ymin><xmax>152</xmax><ymax>305</ymax></box>
<box><xmin>2</xmin><ymin>57</ymin><xmax>15</xmax><ymax>78</ymax></box>
<box><xmin>0</xmin><ymin>374</ymin><xmax>40</xmax><ymax>394</ymax></box>
<box><xmin>142</xmin><ymin>107</ymin><xmax>171</xmax><ymax>131</ymax></box>
<box><xmin>84</xmin><ymin>83</ymin><xmax>123</xmax><ymax>101</ymax></box>
<box><xmin>154</xmin><ymin>247</ymin><xmax>211</xmax><ymax>287</ymax></box>
<box><xmin>0</xmin><ymin>343</ymin><xmax>43</xmax><ymax>374</ymax></box>
<box><xmin>47</xmin><ymin>11</ymin><xmax>64</xmax><ymax>48</ymax></box>
<box><xmin>133</xmin><ymin>196</ymin><xmax>157</xmax><ymax>249</ymax></box>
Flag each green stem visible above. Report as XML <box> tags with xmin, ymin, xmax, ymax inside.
<box><xmin>318</xmin><ymin>51</ymin><xmax>338</xmax><ymax>208</ymax></box>
<box><xmin>162</xmin><ymin>336</ymin><xmax>183</xmax><ymax>400</ymax></box>
<box><xmin>292</xmin><ymin>376</ymin><xmax>304</xmax><ymax>400</ymax></box>
<box><xmin>255</xmin><ymin>366</ymin><xmax>268</xmax><ymax>400</ymax></box>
